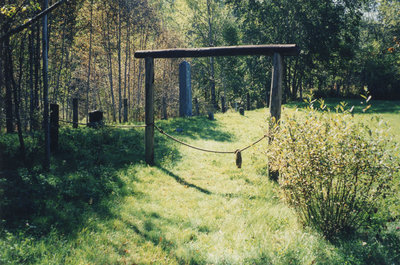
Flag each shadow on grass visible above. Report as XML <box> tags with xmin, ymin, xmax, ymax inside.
<box><xmin>156</xmin><ymin>115</ymin><xmax>234</xmax><ymax>142</ymax></box>
<box><xmin>0</xmin><ymin>126</ymin><xmax>179</xmax><ymax>237</ymax></box>
<box><xmin>285</xmin><ymin>98</ymin><xmax>400</xmax><ymax>114</ymax></box>
<box><xmin>158</xmin><ymin>167</ymin><xmax>212</xmax><ymax>195</ymax></box>
<box><xmin>0</xmin><ymin>115</ymin><xmax>233</xmax><ymax>239</ymax></box>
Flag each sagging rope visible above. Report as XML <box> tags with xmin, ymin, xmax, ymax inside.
<box><xmin>59</xmin><ymin>120</ymin><xmax>268</xmax><ymax>168</ymax></box>
<box><xmin>154</xmin><ymin>124</ymin><xmax>268</xmax><ymax>168</ymax></box>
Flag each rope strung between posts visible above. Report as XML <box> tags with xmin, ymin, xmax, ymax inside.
<box><xmin>153</xmin><ymin>124</ymin><xmax>268</xmax><ymax>168</ymax></box>
<box><xmin>58</xmin><ymin>120</ymin><xmax>268</xmax><ymax>168</ymax></box>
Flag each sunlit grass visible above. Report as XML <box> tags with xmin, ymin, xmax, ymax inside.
<box><xmin>1</xmin><ymin>100</ymin><xmax>399</xmax><ymax>264</ymax></box>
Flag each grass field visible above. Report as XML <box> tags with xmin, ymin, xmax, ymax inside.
<box><xmin>1</xmin><ymin>99</ymin><xmax>399</xmax><ymax>264</ymax></box>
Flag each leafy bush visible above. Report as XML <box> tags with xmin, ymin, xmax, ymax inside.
<box><xmin>268</xmin><ymin>99</ymin><xmax>399</xmax><ymax>239</ymax></box>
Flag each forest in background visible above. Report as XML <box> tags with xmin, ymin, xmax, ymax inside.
<box><xmin>0</xmin><ymin>0</ymin><xmax>399</xmax><ymax>133</ymax></box>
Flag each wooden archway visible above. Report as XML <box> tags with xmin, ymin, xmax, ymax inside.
<box><xmin>134</xmin><ymin>44</ymin><xmax>300</xmax><ymax>165</ymax></box>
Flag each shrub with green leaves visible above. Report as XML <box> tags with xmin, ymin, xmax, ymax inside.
<box><xmin>268</xmin><ymin>99</ymin><xmax>399</xmax><ymax>239</ymax></box>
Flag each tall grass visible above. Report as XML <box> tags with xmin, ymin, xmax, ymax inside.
<box><xmin>1</xmin><ymin>100</ymin><xmax>399</xmax><ymax>264</ymax></box>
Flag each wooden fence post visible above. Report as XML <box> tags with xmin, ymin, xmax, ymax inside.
<box><xmin>221</xmin><ymin>96</ymin><xmax>226</xmax><ymax>113</ymax></box>
<box><xmin>268</xmin><ymin>52</ymin><xmax>283</xmax><ymax>181</ymax></box>
<box><xmin>72</xmin><ymin>98</ymin><xmax>78</xmax><ymax>128</ymax></box>
<box><xmin>145</xmin><ymin>57</ymin><xmax>154</xmax><ymax>165</ymax></box>
<box><xmin>123</xmin><ymin>98</ymin><xmax>128</xmax><ymax>123</ymax></box>
<box><xmin>194</xmin><ymin>97</ymin><xmax>199</xmax><ymax>116</ymax></box>
<box><xmin>88</xmin><ymin>111</ymin><xmax>103</xmax><ymax>128</ymax></box>
<box><xmin>50</xmin><ymin>103</ymin><xmax>59</xmax><ymax>152</ymax></box>
<box><xmin>162</xmin><ymin>96</ymin><xmax>167</xmax><ymax>120</ymax></box>
<box><xmin>239</xmin><ymin>107</ymin><xmax>245</xmax><ymax>116</ymax></box>
<box><xmin>269</xmin><ymin>52</ymin><xmax>283</xmax><ymax>123</ymax></box>
<box><xmin>246</xmin><ymin>92</ymin><xmax>251</xmax><ymax>111</ymax></box>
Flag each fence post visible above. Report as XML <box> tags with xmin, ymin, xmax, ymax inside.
<box><xmin>145</xmin><ymin>57</ymin><xmax>155</xmax><ymax>165</ymax></box>
<box><xmin>221</xmin><ymin>96</ymin><xmax>226</xmax><ymax>113</ymax></box>
<box><xmin>194</xmin><ymin>97</ymin><xmax>199</xmax><ymax>116</ymax></box>
<box><xmin>247</xmin><ymin>92</ymin><xmax>251</xmax><ymax>111</ymax></box>
<box><xmin>72</xmin><ymin>98</ymin><xmax>78</xmax><ymax>128</ymax></box>
<box><xmin>239</xmin><ymin>107</ymin><xmax>245</xmax><ymax>116</ymax></box>
<box><xmin>50</xmin><ymin>103</ymin><xmax>59</xmax><ymax>152</ymax></box>
<box><xmin>162</xmin><ymin>96</ymin><xmax>167</xmax><ymax>120</ymax></box>
<box><xmin>123</xmin><ymin>98</ymin><xmax>128</xmax><ymax>123</ymax></box>
<box><xmin>88</xmin><ymin>111</ymin><xmax>103</xmax><ymax>128</ymax></box>
<box><xmin>269</xmin><ymin>52</ymin><xmax>283</xmax><ymax>181</ymax></box>
<box><xmin>270</xmin><ymin>53</ymin><xmax>283</xmax><ymax>123</ymax></box>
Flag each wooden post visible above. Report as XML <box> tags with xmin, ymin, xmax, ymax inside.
<box><xmin>88</xmin><ymin>110</ymin><xmax>103</xmax><ymax>128</ymax></box>
<box><xmin>123</xmin><ymin>98</ymin><xmax>128</xmax><ymax>122</ymax></box>
<box><xmin>162</xmin><ymin>96</ymin><xmax>167</xmax><ymax>120</ymax></box>
<box><xmin>269</xmin><ymin>52</ymin><xmax>283</xmax><ymax>123</ymax></box>
<box><xmin>246</xmin><ymin>92</ymin><xmax>250</xmax><ymax>110</ymax></box>
<box><xmin>145</xmin><ymin>57</ymin><xmax>154</xmax><ymax>165</ymax></box>
<box><xmin>194</xmin><ymin>97</ymin><xmax>199</xmax><ymax>116</ymax></box>
<box><xmin>268</xmin><ymin>52</ymin><xmax>283</xmax><ymax>181</ymax></box>
<box><xmin>50</xmin><ymin>103</ymin><xmax>59</xmax><ymax>152</ymax></box>
<box><xmin>72</xmin><ymin>98</ymin><xmax>78</xmax><ymax>128</ymax></box>
<box><xmin>239</xmin><ymin>107</ymin><xmax>245</xmax><ymax>116</ymax></box>
<box><xmin>221</xmin><ymin>96</ymin><xmax>226</xmax><ymax>113</ymax></box>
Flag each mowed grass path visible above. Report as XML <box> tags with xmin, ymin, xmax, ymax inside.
<box><xmin>1</xmin><ymin>100</ymin><xmax>399</xmax><ymax>264</ymax></box>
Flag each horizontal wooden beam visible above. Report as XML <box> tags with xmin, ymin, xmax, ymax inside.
<box><xmin>0</xmin><ymin>0</ymin><xmax>67</xmax><ymax>41</ymax></box>
<box><xmin>134</xmin><ymin>44</ymin><xmax>300</xmax><ymax>59</ymax></box>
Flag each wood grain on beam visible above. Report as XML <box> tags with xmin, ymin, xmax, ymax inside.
<box><xmin>135</xmin><ymin>44</ymin><xmax>300</xmax><ymax>59</ymax></box>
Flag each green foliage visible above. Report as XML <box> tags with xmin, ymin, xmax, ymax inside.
<box><xmin>0</xmin><ymin>108</ymin><xmax>400</xmax><ymax>264</ymax></box>
<box><xmin>268</xmin><ymin>99</ymin><xmax>400</xmax><ymax>239</ymax></box>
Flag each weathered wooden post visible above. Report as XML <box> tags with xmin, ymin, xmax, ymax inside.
<box><xmin>50</xmin><ymin>103</ymin><xmax>59</xmax><ymax>152</ymax></box>
<box><xmin>88</xmin><ymin>110</ymin><xmax>103</xmax><ymax>128</ymax></box>
<box><xmin>145</xmin><ymin>57</ymin><xmax>154</xmax><ymax>165</ymax></box>
<box><xmin>123</xmin><ymin>98</ymin><xmax>128</xmax><ymax>122</ymax></box>
<box><xmin>72</xmin><ymin>98</ymin><xmax>78</xmax><ymax>128</ymax></box>
<box><xmin>269</xmin><ymin>53</ymin><xmax>283</xmax><ymax>123</ymax></box>
<box><xmin>268</xmin><ymin>52</ymin><xmax>283</xmax><ymax>181</ymax></box>
<box><xmin>179</xmin><ymin>61</ymin><xmax>192</xmax><ymax>117</ymax></box>
<box><xmin>194</xmin><ymin>97</ymin><xmax>199</xmax><ymax>116</ymax></box>
<box><xmin>221</xmin><ymin>96</ymin><xmax>226</xmax><ymax>113</ymax></box>
<box><xmin>162</xmin><ymin>96</ymin><xmax>167</xmax><ymax>120</ymax></box>
<box><xmin>246</xmin><ymin>92</ymin><xmax>251</xmax><ymax>111</ymax></box>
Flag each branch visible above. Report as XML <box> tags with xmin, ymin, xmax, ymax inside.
<box><xmin>0</xmin><ymin>0</ymin><xmax>67</xmax><ymax>41</ymax></box>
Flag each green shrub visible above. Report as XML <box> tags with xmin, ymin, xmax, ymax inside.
<box><xmin>268</xmin><ymin>99</ymin><xmax>399</xmax><ymax>239</ymax></box>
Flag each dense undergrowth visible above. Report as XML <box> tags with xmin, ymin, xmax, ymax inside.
<box><xmin>268</xmin><ymin>99</ymin><xmax>400</xmax><ymax>239</ymax></box>
<box><xmin>0</xmin><ymin>101</ymin><xmax>400</xmax><ymax>264</ymax></box>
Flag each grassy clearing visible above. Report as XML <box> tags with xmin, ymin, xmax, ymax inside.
<box><xmin>1</xmin><ymin>100</ymin><xmax>400</xmax><ymax>264</ymax></box>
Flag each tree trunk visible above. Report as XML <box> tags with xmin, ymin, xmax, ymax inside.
<box><xmin>33</xmin><ymin>22</ymin><xmax>41</xmax><ymax>130</ymax></box>
<box><xmin>207</xmin><ymin>0</ymin><xmax>217</xmax><ymax>109</ymax></box>
<box><xmin>10</xmin><ymin>38</ymin><xmax>26</xmax><ymax>160</ymax></box>
<box><xmin>54</xmin><ymin>17</ymin><xmax>66</xmax><ymax>103</ymax></box>
<box><xmin>42</xmin><ymin>0</ymin><xmax>50</xmax><ymax>171</ymax></box>
<box><xmin>29</xmin><ymin>29</ymin><xmax>35</xmax><ymax>132</ymax></box>
<box><xmin>3</xmin><ymin>34</ymin><xmax>14</xmax><ymax>133</ymax></box>
<box><xmin>117</xmin><ymin>0</ymin><xmax>122</xmax><ymax>123</ymax></box>
<box><xmin>86</xmin><ymin>0</ymin><xmax>93</xmax><ymax>121</ymax></box>
<box><xmin>106</xmin><ymin>17</ymin><xmax>116</xmax><ymax>122</ymax></box>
